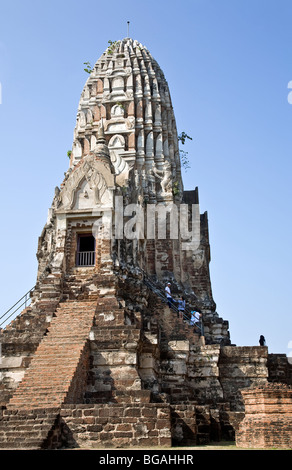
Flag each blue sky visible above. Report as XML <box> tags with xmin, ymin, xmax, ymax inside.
<box><xmin>0</xmin><ymin>0</ymin><xmax>291</xmax><ymax>355</ymax></box>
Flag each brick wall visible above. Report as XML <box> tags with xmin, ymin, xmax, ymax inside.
<box><xmin>236</xmin><ymin>383</ymin><xmax>292</xmax><ymax>449</ymax></box>
<box><xmin>219</xmin><ymin>346</ymin><xmax>269</xmax><ymax>411</ymax></box>
<box><xmin>268</xmin><ymin>353</ymin><xmax>292</xmax><ymax>385</ymax></box>
<box><xmin>58</xmin><ymin>403</ymin><xmax>172</xmax><ymax>448</ymax></box>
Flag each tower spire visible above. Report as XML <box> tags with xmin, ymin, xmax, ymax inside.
<box><xmin>127</xmin><ymin>21</ymin><xmax>130</xmax><ymax>38</ymax></box>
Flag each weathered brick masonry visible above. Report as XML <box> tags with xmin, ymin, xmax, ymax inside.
<box><xmin>236</xmin><ymin>383</ymin><xmax>292</xmax><ymax>449</ymax></box>
<box><xmin>0</xmin><ymin>37</ymin><xmax>291</xmax><ymax>449</ymax></box>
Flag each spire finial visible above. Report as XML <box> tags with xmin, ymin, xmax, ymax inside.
<box><xmin>127</xmin><ymin>21</ymin><xmax>130</xmax><ymax>38</ymax></box>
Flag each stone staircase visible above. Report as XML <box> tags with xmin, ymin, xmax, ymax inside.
<box><xmin>142</xmin><ymin>290</ymin><xmax>202</xmax><ymax>404</ymax></box>
<box><xmin>0</xmin><ymin>306</ymin><xmax>55</xmax><ymax>406</ymax></box>
<box><xmin>159</xmin><ymin>304</ymin><xmax>201</xmax><ymax>346</ymax></box>
<box><xmin>147</xmin><ymin>292</ymin><xmax>201</xmax><ymax>350</ymax></box>
<box><xmin>141</xmin><ymin>271</ymin><xmax>203</xmax><ymax>345</ymax></box>
<box><xmin>0</xmin><ymin>274</ymin><xmax>204</xmax><ymax>449</ymax></box>
<box><xmin>6</xmin><ymin>300</ymin><xmax>97</xmax><ymax>410</ymax></box>
<box><xmin>62</xmin><ymin>273</ymin><xmax>117</xmax><ymax>301</ymax></box>
<box><xmin>0</xmin><ymin>299</ymin><xmax>98</xmax><ymax>448</ymax></box>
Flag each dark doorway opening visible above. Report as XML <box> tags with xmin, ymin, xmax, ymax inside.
<box><xmin>76</xmin><ymin>234</ymin><xmax>95</xmax><ymax>266</ymax></box>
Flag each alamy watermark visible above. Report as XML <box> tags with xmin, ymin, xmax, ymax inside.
<box><xmin>91</xmin><ymin>196</ymin><xmax>201</xmax><ymax>253</ymax></box>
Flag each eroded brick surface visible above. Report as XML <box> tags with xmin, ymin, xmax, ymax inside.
<box><xmin>236</xmin><ymin>383</ymin><xmax>292</xmax><ymax>449</ymax></box>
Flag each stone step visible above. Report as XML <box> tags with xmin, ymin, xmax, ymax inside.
<box><xmin>7</xmin><ymin>398</ymin><xmax>66</xmax><ymax>408</ymax></box>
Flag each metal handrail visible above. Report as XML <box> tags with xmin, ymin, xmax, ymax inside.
<box><xmin>141</xmin><ymin>270</ymin><xmax>203</xmax><ymax>335</ymax></box>
<box><xmin>0</xmin><ymin>287</ymin><xmax>35</xmax><ymax>328</ymax></box>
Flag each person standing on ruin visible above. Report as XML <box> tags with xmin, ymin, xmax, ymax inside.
<box><xmin>165</xmin><ymin>282</ymin><xmax>174</xmax><ymax>308</ymax></box>
<box><xmin>190</xmin><ymin>310</ymin><xmax>202</xmax><ymax>333</ymax></box>
<box><xmin>177</xmin><ymin>296</ymin><xmax>185</xmax><ymax>319</ymax></box>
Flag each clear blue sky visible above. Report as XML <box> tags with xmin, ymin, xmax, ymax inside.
<box><xmin>0</xmin><ymin>0</ymin><xmax>291</xmax><ymax>355</ymax></box>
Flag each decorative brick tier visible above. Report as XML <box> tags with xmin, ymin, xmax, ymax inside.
<box><xmin>236</xmin><ymin>383</ymin><xmax>292</xmax><ymax>449</ymax></box>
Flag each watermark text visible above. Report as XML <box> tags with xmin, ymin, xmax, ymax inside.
<box><xmin>92</xmin><ymin>196</ymin><xmax>201</xmax><ymax>253</ymax></box>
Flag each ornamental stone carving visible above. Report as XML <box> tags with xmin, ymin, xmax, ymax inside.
<box><xmin>57</xmin><ymin>154</ymin><xmax>115</xmax><ymax>211</ymax></box>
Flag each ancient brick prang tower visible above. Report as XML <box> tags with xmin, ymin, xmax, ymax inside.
<box><xmin>0</xmin><ymin>38</ymin><xmax>291</xmax><ymax>449</ymax></box>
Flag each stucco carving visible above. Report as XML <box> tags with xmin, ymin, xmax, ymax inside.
<box><xmin>152</xmin><ymin>161</ymin><xmax>173</xmax><ymax>195</ymax></box>
<box><xmin>57</xmin><ymin>154</ymin><xmax>115</xmax><ymax>211</ymax></box>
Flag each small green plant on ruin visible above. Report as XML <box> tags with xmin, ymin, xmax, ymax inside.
<box><xmin>116</xmin><ymin>101</ymin><xmax>125</xmax><ymax>111</ymax></box>
<box><xmin>178</xmin><ymin>131</ymin><xmax>193</xmax><ymax>171</ymax></box>
<box><xmin>121</xmin><ymin>185</ymin><xmax>128</xmax><ymax>195</ymax></box>
<box><xmin>107</xmin><ymin>40</ymin><xmax>121</xmax><ymax>55</ymax></box>
<box><xmin>83</xmin><ymin>61</ymin><xmax>94</xmax><ymax>74</ymax></box>
<box><xmin>172</xmin><ymin>181</ymin><xmax>180</xmax><ymax>197</ymax></box>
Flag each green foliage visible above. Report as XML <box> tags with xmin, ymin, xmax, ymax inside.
<box><xmin>67</xmin><ymin>150</ymin><xmax>72</xmax><ymax>158</ymax></box>
<box><xmin>178</xmin><ymin>131</ymin><xmax>192</xmax><ymax>145</ymax></box>
<box><xmin>179</xmin><ymin>150</ymin><xmax>190</xmax><ymax>170</ymax></box>
<box><xmin>83</xmin><ymin>61</ymin><xmax>93</xmax><ymax>74</ymax></box>
<box><xmin>178</xmin><ymin>131</ymin><xmax>193</xmax><ymax>171</ymax></box>
<box><xmin>172</xmin><ymin>181</ymin><xmax>180</xmax><ymax>197</ymax></box>
<box><xmin>115</xmin><ymin>101</ymin><xmax>125</xmax><ymax>110</ymax></box>
<box><xmin>121</xmin><ymin>185</ymin><xmax>128</xmax><ymax>194</ymax></box>
<box><xmin>107</xmin><ymin>40</ymin><xmax>121</xmax><ymax>55</ymax></box>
